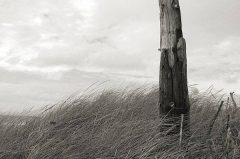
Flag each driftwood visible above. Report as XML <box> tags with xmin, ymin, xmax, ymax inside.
<box><xmin>207</xmin><ymin>101</ymin><xmax>224</xmax><ymax>136</ymax></box>
<box><xmin>159</xmin><ymin>0</ymin><xmax>190</xmax><ymax>133</ymax></box>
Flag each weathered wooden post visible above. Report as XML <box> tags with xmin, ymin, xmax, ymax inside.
<box><xmin>159</xmin><ymin>0</ymin><xmax>190</xmax><ymax>133</ymax></box>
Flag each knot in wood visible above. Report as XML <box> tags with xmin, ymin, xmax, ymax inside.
<box><xmin>172</xmin><ymin>0</ymin><xmax>180</xmax><ymax>8</ymax></box>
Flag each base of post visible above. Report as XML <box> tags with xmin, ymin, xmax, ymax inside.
<box><xmin>159</xmin><ymin>114</ymin><xmax>190</xmax><ymax>138</ymax></box>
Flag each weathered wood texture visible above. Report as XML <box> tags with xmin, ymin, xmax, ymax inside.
<box><xmin>159</xmin><ymin>0</ymin><xmax>190</xmax><ymax>129</ymax></box>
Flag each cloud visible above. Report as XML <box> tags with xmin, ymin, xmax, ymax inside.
<box><xmin>0</xmin><ymin>0</ymin><xmax>160</xmax><ymax>77</ymax></box>
<box><xmin>188</xmin><ymin>37</ymin><xmax>240</xmax><ymax>91</ymax></box>
<box><xmin>0</xmin><ymin>0</ymin><xmax>240</xmax><ymax>111</ymax></box>
<box><xmin>0</xmin><ymin>67</ymin><xmax>154</xmax><ymax>112</ymax></box>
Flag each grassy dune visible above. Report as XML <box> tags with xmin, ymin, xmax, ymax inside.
<box><xmin>0</xmin><ymin>86</ymin><xmax>239</xmax><ymax>159</ymax></box>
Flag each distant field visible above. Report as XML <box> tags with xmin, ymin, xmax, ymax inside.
<box><xmin>0</xmin><ymin>86</ymin><xmax>239</xmax><ymax>159</ymax></box>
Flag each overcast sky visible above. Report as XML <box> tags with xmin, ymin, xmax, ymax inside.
<box><xmin>0</xmin><ymin>0</ymin><xmax>239</xmax><ymax>112</ymax></box>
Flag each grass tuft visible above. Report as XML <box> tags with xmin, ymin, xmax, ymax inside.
<box><xmin>0</xmin><ymin>86</ymin><xmax>239</xmax><ymax>159</ymax></box>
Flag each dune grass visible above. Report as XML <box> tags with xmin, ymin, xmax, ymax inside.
<box><xmin>0</xmin><ymin>86</ymin><xmax>239</xmax><ymax>159</ymax></box>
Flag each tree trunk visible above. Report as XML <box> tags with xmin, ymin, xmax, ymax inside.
<box><xmin>159</xmin><ymin>0</ymin><xmax>190</xmax><ymax>133</ymax></box>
